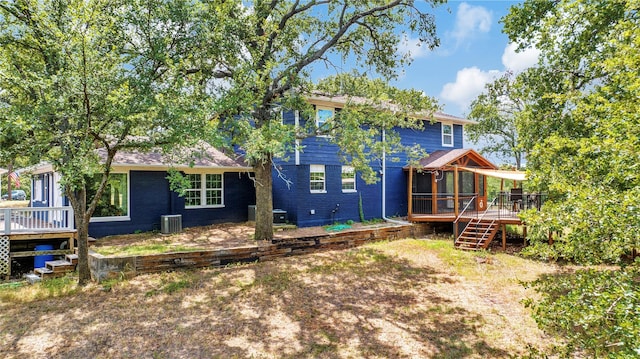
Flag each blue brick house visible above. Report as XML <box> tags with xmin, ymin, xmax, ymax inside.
<box><xmin>271</xmin><ymin>94</ymin><xmax>475</xmax><ymax>228</ymax></box>
<box><xmin>27</xmin><ymin>94</ymin><xmax>482</xmax><ymax>237</ymax></box>
<box><xmin>29</xmin><ymin>143</ymin><xmax>254</xmax><ymax>238</ymax></box>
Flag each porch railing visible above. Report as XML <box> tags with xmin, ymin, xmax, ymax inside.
<box><xmin>411</xmin><ymin>193</ymin><xmax>478</xmax><ymax>216</ymax></box>
<box><xmin>494</xmin><ymin>191</ymin><xmax>547</xmax><ymax>219</ymax></box>
<box><xmin>1</xmin><ymin>207</ymin><xmax>75</xmax><ymax>235</ymax></box>
<box><xmin>412</xmin><ymin>191</ymin><xmax>547</xmax><ymax>220</ymax></box>
<box><xmin>454</xmin><ymin>195</ymin><xmax>477</xmax><ymax>225</ymax></box>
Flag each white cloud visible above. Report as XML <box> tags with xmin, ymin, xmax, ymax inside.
<box><xmin>440</xmin><ymin>67</ymin><xmax>501</xmax><ymax>113</ymax></box>
<box><xmin>398</xmin><ymin>35</ymin><xmax>431</xmax><ymax>60</ymax></box>
<box><xmin>501</xmin><ymin>42</ymin><xmax>541</xmax><ymax>72</ymax></box>
<box><xmin>451</xmin><ymin>3</ymin><xmax>492</xmax><ymax>45</ymax></box>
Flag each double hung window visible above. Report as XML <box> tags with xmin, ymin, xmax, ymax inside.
<box><xmin>185</xmin><ymin>173</ymin><xmax>223</xmax><ymax>208</ymax></box>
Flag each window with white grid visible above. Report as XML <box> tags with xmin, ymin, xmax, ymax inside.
<box><xmin>341</xmin><ymin>166</ymin><xmax>356</xmax><ymax>192</ymax></box>
<box><xmin>185</xmin><ymin>173</ymin><xmax>224</xmax><ymax>208</ymax></box>
<box><xmin>442</xmin><ymin>123</ymin><xmax>454</xmax><ymax>147</ymax></box>
<box><xmin>310</xmin><ymin>165</ymin><xmax>326</xmax><ymax>193</ymax></box>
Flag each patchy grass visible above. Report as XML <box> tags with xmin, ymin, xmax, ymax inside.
<box><xmin>0</xmin><ymin>238</ymin><xmax>561</xmax><ymax>358</ymax></box>
<box><xmin>93</xmin><ymin>242</ymin><xmax>207</xmax><ymax>256</ymax></box>
<box><xmin>0</xmin><ymin>276</ymin><xmax>78</xmax><ymax>303</ymax></box>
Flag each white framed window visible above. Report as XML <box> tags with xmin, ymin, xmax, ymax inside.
<box><xmin>310</xmin><ymin>165</ymin><xmax>326</xmax><ymax>193</ymax></box>
<box><xmin>185</xmin><ymin>173</ymin><xmax>224</xmax><ymax>208</ymax></box>
<box><xmin>316</xmin><ymin>106</ymin><xmax>334</xmax><ymax>132</ymax></box>
<box><xmin>341</xmin><ymin>166</ymin><xmax>356</xmax><ymax>192</ymax></box>
<box><xmin>442</xmin><ymin>122</ymin><xmax>454</xmax><ymax>147</ymax></box>
<box><xmin>90</xmin><ymin>172</ymin><xmax>130</xmax><ymax>222</ymax></box>
<box><xmin>34</xmin><ymin>178</ymin><xmax>43</xmax><ymax>202</ymax></box>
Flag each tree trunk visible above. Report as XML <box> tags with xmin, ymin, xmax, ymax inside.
<box><xmin>70</xmin><ymin>186</ymin><xmax>91</xmax><ymax>285</ymax></box>
<box><xmin>76</xmin><ymin>215</ymin><xmax>91</xmax><ymax>285</ymax></box>
<box><xmin>253</xmin><ymin>157</ymin><xmax>274</xmax><ymax>241</ymax></box>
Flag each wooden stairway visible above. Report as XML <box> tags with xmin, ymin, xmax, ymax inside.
<box><xmin>34</xmin><ymin>254</ymin><xmax>78</xmax><ymax>279</ymax></box>
<box><xmin>455</xmin><ymin>219</ymin><xmax>500</xmax><ymax>251</ymax></box>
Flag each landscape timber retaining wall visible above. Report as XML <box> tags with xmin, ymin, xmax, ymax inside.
<box><xmin>89</xmin><ymin>224</ymin><xmax>414</xmax><ymax>282</ymax></box>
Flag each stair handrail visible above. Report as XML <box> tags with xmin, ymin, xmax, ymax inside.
<box><xmin>477</xmin><ymin>197</ymin><xmax>498</xmax><ymax>222</ymax></box>
<box><xmin>453</xmin><ymin>195</ymin><xmax>476</xmax><ymax>247</ymax></box>
<box><xmin>455</xmin><ymin>197</ymin><xmax>498</xmax><ymax>248</ymax></box>
<box><xmin>472</xmin><ymin>197</ymin><xmax>499</xmax><ymax>249</ymax></box>
<box><xmin>476</xmin><ymin>218</ymin><xmax>497</xmax><ymax>249</ymax></box>
<box><xmin>453</xmin><ymin>195</ymin><xmax>477</xmax><ymax>224</ymax></box>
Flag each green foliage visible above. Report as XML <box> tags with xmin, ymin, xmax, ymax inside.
<box><xmin>200</xmin><ymin>1</ymin><xmax>444</xmax><ymax>240</ymax></box>
<box><xmin>314</xmin><ymin>73</ymin><xmax>437</xmax><ymax>184</ymax></box>
<box><xmin>467</xmin><ymin>72</ymin><xmax>527</xmax><ymax>169</ymax></box>
<box><xmin>502</xmin><ymin>1</ymin><xmax>640</xmax><ymax>356</ymax></box>
<box><xmin>524</xmin><ymin>267</ymin><xmax>640</xmax><ymax>358</ymax></box>
<box><xmin>166</xmin><ymin>169</ymin><xmax>191</xmax><ymax>197</ymax></box>
<box><xmin>0</xmin><ymin>0</ymin><xmax>215</xmax><ymax>283</ymax></box>
<box><xmin>507</xmin><ymin>0</ymin><xmax>640</xmax><ymax>265</ymax></box>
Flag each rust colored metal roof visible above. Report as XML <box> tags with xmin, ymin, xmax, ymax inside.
<box><xmin>405</xmin><ymin>149</ymin><xmax>497</xmax><ymax>170</ymax></box>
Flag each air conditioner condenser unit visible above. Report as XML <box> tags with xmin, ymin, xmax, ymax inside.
<box><xmin>161</xmin><ymin>215</ymin><xmax>182</xmax><ymax>234</ymax></box>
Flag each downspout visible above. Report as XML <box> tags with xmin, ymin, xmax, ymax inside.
<box><xmin>294</xmin><ymin>110</ymin><xmax>300</xmax><ymax>166</ymax></box>
<box><xmin>381</xmin><ymin>127</ymin><xmax>410</xmax><ymax>226</ymax></box>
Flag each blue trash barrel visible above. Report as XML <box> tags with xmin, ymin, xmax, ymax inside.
<box><xmin>34</xmin><ymin>244</ymin><xmax>54</xmax><ymax>268</ymax></box>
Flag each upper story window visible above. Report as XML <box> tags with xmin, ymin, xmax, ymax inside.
<box><xmin>315</xmin><ymin>106</ymin><xmax>334</xmax><ymax>132</ymax></box>
<box><xmin>90</xmin><ymin>172</ymin><xmax>130</xmax><ymax>222</ymax></box>
<box><xmin>341</xmin><ymin>166</ymin><xmax>356</xmax><ymax>192</ymax></box>
<box><xmin>442</xmin><ymin>123</ymin><xmax>454</xmax><ymax>147</ymax></box>
<box><xmin>185</xmin><ymin>173</ymin><xmax>224</xmax><ymax>208</ymax></box>
<box><xmin>310</xmin><ymin>165</ymin><xmax>326</xmax><ymax>193</ymax></box>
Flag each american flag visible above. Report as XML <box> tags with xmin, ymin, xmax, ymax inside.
<box><xmin>8</xmin><ymin>171</ymin><xmax>20</xmax><ymax>187</ymax></box>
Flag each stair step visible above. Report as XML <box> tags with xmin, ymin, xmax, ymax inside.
<box><xmin>45</xmin><ymin>260</ymin><xmax>76</xmax><ymax>273</ymax></box>
<box><xmin>65</xmin><ymin>254</ymin><xmax>78</xmax><ymax>265</ymax></box>
<box><xmin>456</xmin><ymin>220</ymin><xmax>499</xmax><ymax>251</ymax></box>
<box><xmin>458</xmin><ymin>236</ymin><xmax>488</xmax><ymax>241</ymax></box>
<box><xmin>34</xmin><ymin>267</ymin><xmax>57</xmax><ymax>279</ymax></box>
<box><xmin>455</xmin><ymin>246</ymin><xmax>483</xmax><ymax>251</ymax></box>
<box><xmin>25</xmin><ymin>273</ymin><xmax>42</xmax><ymax>284</ymax></box>
<box><xmin>455</xmin><ymin>241</ymin><xmax>482</xmax><ymax>246</ymax></box>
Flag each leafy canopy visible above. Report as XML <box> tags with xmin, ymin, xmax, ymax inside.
<box><xmin>467</xmin><ymin>71</ymin><xmax>529</xmax><ymax>169</ymax></box>
<box><xmin>196</xmin><ymin>0</ymin><xmax>444</xmax><ymax>240</ymax></box>
<box><xmin>502</xmin><ymin>0</ymin><xmax>640</xmax><ymax>356</ymax></box>
<box><xmin>0</xmin><ymin>0</ymin><xmax>215</xmax><ymax>283</ymax></box>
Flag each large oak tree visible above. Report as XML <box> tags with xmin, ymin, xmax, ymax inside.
<box><xmin>199</xmin><ymin>0</ymin><xmax>444</xmax><ymax>240</ymax></box>
<box><xmin>0</xmin><ymin>0</ymin><xmax>216</xmax><ymax>284</ymax></box>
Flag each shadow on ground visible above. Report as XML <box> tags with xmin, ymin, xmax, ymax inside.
<box><xmin>2</xmin><ymin>243</ymin><xmax>517</xmax><ymax>358</ymax></box>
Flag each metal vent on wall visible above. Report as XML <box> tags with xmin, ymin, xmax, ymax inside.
<box><xmin>161</xmin><ymin>215</ymin><xmax>182</xmax><ymax>234</ymax></box>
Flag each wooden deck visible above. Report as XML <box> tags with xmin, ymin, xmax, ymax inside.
<box><xmin>1</xmin><ymin>207</ymin><xmax>77</xmax><ymax>279</ymax></box>
<box><xmin>410</xmin><ymin>209</ymin><xmax>524</xmax><ymax>225</ymax></box>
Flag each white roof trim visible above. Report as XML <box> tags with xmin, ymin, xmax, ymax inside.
<box><xmin>305</xmin><ymin>94</ymin><xmax>476</xmax><ymax>126</ymax></box>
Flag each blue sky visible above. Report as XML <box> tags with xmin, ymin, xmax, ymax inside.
<box><xmin>392</xmin><ymin>0</ymin><xmax>539</xmax><ymax>118</ymax></box>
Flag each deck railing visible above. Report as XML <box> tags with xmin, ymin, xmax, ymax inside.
<box><xmin>411</xmin><ymin>193</ymin><xmax>478</xmax><ymax>215</ymax></box>
<box><xmin>494</xmin><ymin>192</ymin><xmax>547</xmax><ymax>219</ymax></box>
<box><xmin>1</xmin><ymin>207</ymin><xmax>75</xmax><ymax>235</ymax></box>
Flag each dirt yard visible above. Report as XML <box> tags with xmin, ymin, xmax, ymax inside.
<box><xmin>0</xmin><ymin>229</ymin><xmax>561</xmax><ymax>358</ymax></box>
<box><xmin>91</xmin><ymin>221</ymin><xmax>393</xmax><ymax>252</ymax></box>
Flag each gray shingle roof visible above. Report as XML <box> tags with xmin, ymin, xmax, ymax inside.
<box><xmin>98</xmin><ymin>142</ymin><xmax>249</xmax><ymax>170</ymax></box>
